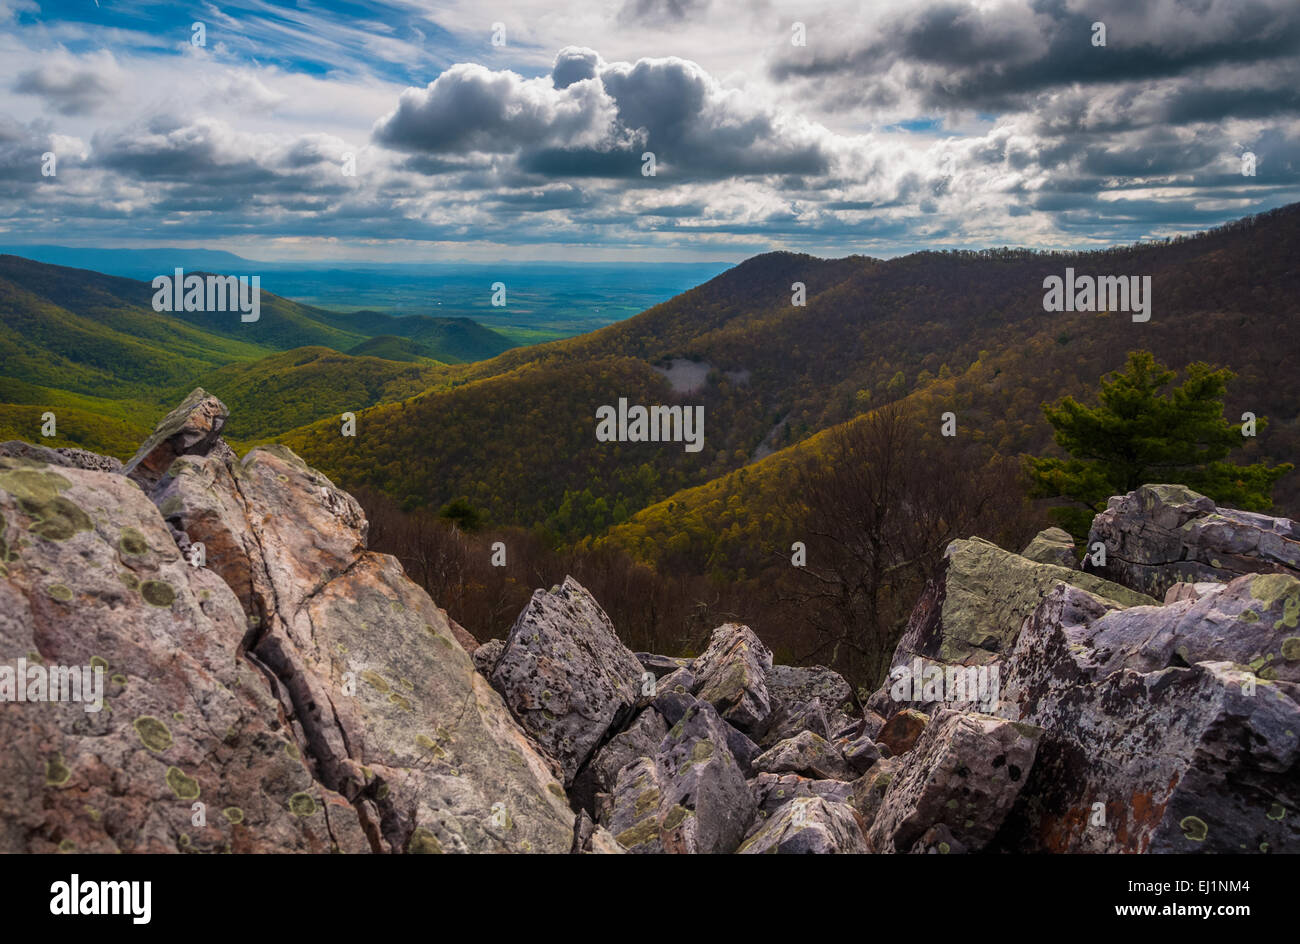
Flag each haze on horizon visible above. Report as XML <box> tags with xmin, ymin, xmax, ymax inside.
<box><xmin>1</xmin><ymin>0</ymin><xmax>1298</xmax><ymax>263</ymax></box>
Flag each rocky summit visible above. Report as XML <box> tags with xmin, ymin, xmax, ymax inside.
<box><xmin>1</xmin><ymin>391</ymin><xmax>1296</xmax><ymax>854</ymax></box>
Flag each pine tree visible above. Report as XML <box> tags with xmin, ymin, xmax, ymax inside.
<box><xmin>1026</xmin><ymin>350</ymin><xmax>1292</xmax><ymax>540</ymax></box>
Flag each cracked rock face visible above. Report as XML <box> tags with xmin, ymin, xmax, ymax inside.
<box><xmin>867</xmin><ymin>710</ymin><xmax>1042</xmax><ymax>854</ymax></box>
<box><xmin>690</xmin><ymin>622</ymin><xmax>774</xmax><ymax>736</ymax></box>
<box><xmin>0</xmin><ymin>390</ymin><xmax>577</xmax><ymax>854</ymax></box>
<box><xmin>0</xmin><ymin>454</ymin><xmax>367</xmax><ymax>853</ymax></box>
<box><xmin>738</xmin><ymin>795</ymin><xmax>868</xmax><ymax>854</ymax></box>
<box><xmin>490</xmin><ymin>576</ymin><xmax>645</xmax><ymax>785</ymax></box>
<box><xmin>1088</xmin><ymin>484</ymin><xmax>1300</xmax><ymax>600</ymax></box>
<box><xmin>993</xmin><ymin>580</ymin><xmax>1300</xmax><ymax>853</ymax></box>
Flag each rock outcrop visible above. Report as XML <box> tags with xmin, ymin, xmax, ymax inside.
<box><xmin>3</xmin><ymin>395</ymin><xmax>1294</xmax><ymax>856</ymax></box>
<box><xmin>489</xmin><ymin>577</ymin><xmax>644</xmax><ymax>785</ymax></box>
<box><xmin>0</xmin><ymin>391</ymin><xmax>576</xmax><ymax>853</ymax></box>
<box><xmin>1088</xmin><ymin>484</ymin><xmax>1300</xmax><ymax>599</ymax></box>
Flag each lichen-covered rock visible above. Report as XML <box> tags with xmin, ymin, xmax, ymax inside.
<box><xmin>599</xmin><ymin>699</ymin><xmax>756</xmax><ymax>853</ymax></box>
<box><xmin>655</xmin><ymin>700</ymin><xmax>758</xmax><ymax>853</ymax></box>
<box><xmin>887</xmin><ymin>537</ymin><xmax>1155</xmax><ymax>671</ymax></box>
<box><xmin>867</xmin><ymin>710</ymin><xmax>1042</xmax><ymax>854</ymax></box>
<box><xmin>571</xmin><ymin>707</ymin><xmax>668</xmax><ymax>812</ymax></box>
<box><xmin>0</xmin><ymin>456</ymin><xmax>367</xmax><ymax>853</ymax></box>
<box><xmin>690</xmin><ymin>622</ymin><xmax>773</xmax><ymax>736</ymax></box>
<box><xmin>838</xmin><ymin>732</ymin><xmax>882</xmax><ymax>774</ymax></box>
<box><xmin>754</xmin><ymin>730</ymin><xmax>853</xmax><ymax>780</ymax></box>
<box><xmin>123</xmin><ymin>388</ymin><xmax>231</xmax><ymax>489</ymax></box>
<box><xmin>749</xmin><ymin>772</ymin><xmax>854</xmax><ymax>818</ymax></box>
<box><xmin>761</xmin><ymin>694</ymin><xmax>854</xmax><ymax>748</ymax></box>
<box><xmin>490</xmin><ymin>576</ymin><xmax>644</xmax><ymax>785</ymax></box>
<box><xmin>599</xmin><ymin>757</ymin><xmax>666</xmax><ymax>854</ymax></box>
<box><xmin>995</xmin><ymin>579</ymin><xmax>1299</xmax><ymax>853</ymax></box>
<box><xmin>1089</xmin><ymin>484</ymin><xmax>1300</xmax><ymax>600</ymax></box>
<box><xmin>767</xmin><ymin>663</ymin><xmax>855</xmax><ymax>714</ymax></box>
<box><xmin>472</xmin><ymin>639</ymin><xmax>505</xmax><ymax>677</ymax></box>
<box><xmin>877</xmin><ymin>708</ymin><xmax>929</xmax><ymax>756</ymax></box>
<box><xmin>849</xmin><ymin>757</ymin><xmax>900</xmax><ymax>828</ymax></box>
<box><xmin>738</xmin><ymin>796</ymin><xmax>868</xmax><ymax>854</ymax></box>
<box><xmin>636</xmin><ymin>652</ymin><xmax>690</xmax><ymax>678</ymax></box>
<box><xmin>1</xmin><ymin>394</ymin><xmax>581</xmax><ymax>855</ymax></box>
<box><xmin>0</xmin><ymin>441</ymin><xmax>124</xmax><ymax>474</ymax></box>
<box><xmin>1021</xmin><ymin>527</ymin><xmax>1078</xmax><ymax>569</ymax></box>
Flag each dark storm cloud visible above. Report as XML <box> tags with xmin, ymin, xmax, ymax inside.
<box><xmin>372</xmin><ymin>49</ymin><xmax>833</xmax><ymax>183</ymax></box>
<box><xmin>773</xmin><ymin>0</ymin><xmax>1300</xmax><ymax>120</ymax></box>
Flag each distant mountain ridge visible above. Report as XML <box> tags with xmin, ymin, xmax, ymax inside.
<box><xmin>280</xmin><ymin>203</ymin><xmax>1300</xmax><ymax>541</ymax></box>
<box><xmin>0</xmin><ymin>254</ymin><xmax>515</xmax><ymax>448</ymax></box>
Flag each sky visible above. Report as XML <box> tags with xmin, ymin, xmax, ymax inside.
<box><xmin>0</xmin><ymin>0</ymin><xmax>1297</xmax><ymax>262</ymax></box>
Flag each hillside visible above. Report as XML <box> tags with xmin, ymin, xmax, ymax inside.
<box><xmin>0</xmin><ymin>255</ymin><xmax>510</xmax><ymax>454</ymax></box>
<box><xmin>282</xmin><ymin>204</ymin><xmax>1300</xmax><ymax>537</ymax></box>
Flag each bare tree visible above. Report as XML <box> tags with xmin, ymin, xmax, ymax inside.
<box><xmin>778</xmin><ymin>403</ymin><xmax>1025</xmax><ymax>687</ymax></box>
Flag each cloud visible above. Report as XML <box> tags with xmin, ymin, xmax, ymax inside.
<box><xmin>374</xmin><ymin>48</ymin><xmax>835</xmax><ymax>181</ymax></box>
<box><xmin>13</xmin><ymin>50</ymin><xmax>123</xmax><ymax>116</ymax></box>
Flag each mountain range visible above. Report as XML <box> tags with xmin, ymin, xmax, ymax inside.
<box><xmin>2</xmin><ymin>204</ymin><xmax>1297</xmax><ymax>567</ymax></box>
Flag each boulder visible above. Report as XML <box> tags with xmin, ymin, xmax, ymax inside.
<box><xmin>995</xmin><ymin>579</ymin><xmax>1300</xmax><ymax>853</ymax></box>
<box><xmin>1020</xmin><ymin>527</ymin><xmax>1078</xmax><ymax>568</ymax></box>
<box><xmin>767</xmin><ymin>663</ymin><xmax>855</xmax><ymax>714</ymax></box>
<box><xmin>123</xmin><ymin>388</ymin><xmax>231</xmax><ymax>489</ymax></box>
<box><xmin>737</xmin><ymin>796</ymin><xmax>868</xmax><ymax>854</ymax></box>
<box><xmin>837</xmin><ymin>732</ymin><xmax>882</xmax><ymax>775</ymax></box>
<box><xmin>754</xmin><ymin>730</ymin><xmax>854</xmax><ymax>781</ymax></box>
<box><xmin>598</xmin><ymin>757</ymin><xmax>666</xmax><ymax>854</ymax></box>
<box><xmin>571</xmin><ymin>707</ymin><xmax>668</xmax><ymax>813</ymax></box>
<box><xmin>868</xmin><ymin>536</ymin><xmax>1154</xmax><ymax>718</ymax></box>
<box><xmin>690</xmin><ymin>623</ymin><xmax>774</xmax><ymax>736</ymax></box>
<box><xmin>0</xmin><ymin>395</ymin><xmax>582</xmax><ymax>854</ymax></box>
<box><xmin>849</xmin><ymin>757</ymin><xmax>900</xmax><ymax>829</ymax></box>
<box><xmin>472</xmin><ymin>639</ymin><xmax>505</xmax><ymax>677</ymax></box>
<box><xmin>0</xmin><ymin>441</ymin><xmax>123</xmax><ymax>474</ymax></box>
<box><xmin>490</xmin><ymin>576</ymin><xmax>644</xmax><ymax>784</ymax></box>
<box><xmin>761</xmin><ymin>695</ymin><xmax>853</xmax><ymax>747</ymax></box>
<box><xmin>877</xmin><ymin>708</ymin><xmax>929</xmax><ymax>756</ymax></box>
<box><xmin>636</xmin><ymin>653</ymin><xmax>690</xmax><ymax>678</ymax></box>
<box><xmin>1088</xmin><ymin>484</ymin><xmax>1300</xmax><ymax>600</ymax></box>
<box><xmin>867</xmin><ymin>710</ymin><xmax>1042</xmax><ymax>854</ymax></box>
<box><xmin>598</xmin><ymin>699</ymin><xmax>756</xmax><ymax>854</ymax></box>
<box><xmin>654</xmin><ymin>700</ymin><xmax>758</xmax><ymax>853</ymax></box>
<box><xmin>0</xmin><ymin>455</ymin><xmax>368</xmax><ymax>853</ymax></box>
<box><xmin>749</xmin><ymin>772</ymin><xmax>854</xmax><ymax>818</ymax></box>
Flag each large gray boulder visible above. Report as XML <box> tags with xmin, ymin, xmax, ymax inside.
<box><xmin>753</xmin><ymin>730</ymin><xmax>854</xmax><ymax>781</ymax></box>
<box><xmin>994</xmin><ymin>577</ymin><xmax>1300</xmax><ymax>853</ymax></box>
<box><xmin>749</xmin><ymin>772</ymin><xmax>855</xmax><ymax>818</ymax></box>
<box><xmin>868</xmin><ymin>536</ymin><xmax>1154</xmax><ymax>718</ymax></box>
<box><xmin>1020</xmin><ymin>527</ymin><xmax>1078</xmax><ymax>568</ymax></box>
<box><xmin>1088</xmin><ymin>484</ymin><xmax>1300</xmax><ymax>599</ymax></box>
<box><xmin>690</xmin><ymin>623</ymin><xmax>774</xmax><ymax>736</ymax></box>
<box><xmin>490</xmin><ymin>576</ymin><xmax>644</xmax><ymax>785</ymax></box>
<box><xmin>738</xmin><ymin>796</ymin><xmax>868</xmax><ymax>854</ymax></box>
<box><xmin>867</xmin><ymin>709</ymin><xmax>1042</xmax><ymax>854</ymax></box>
<box><xmin>597</xmin><ymin>699</ymin><xmax>757</xmax><ymax>854</ymax></box>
